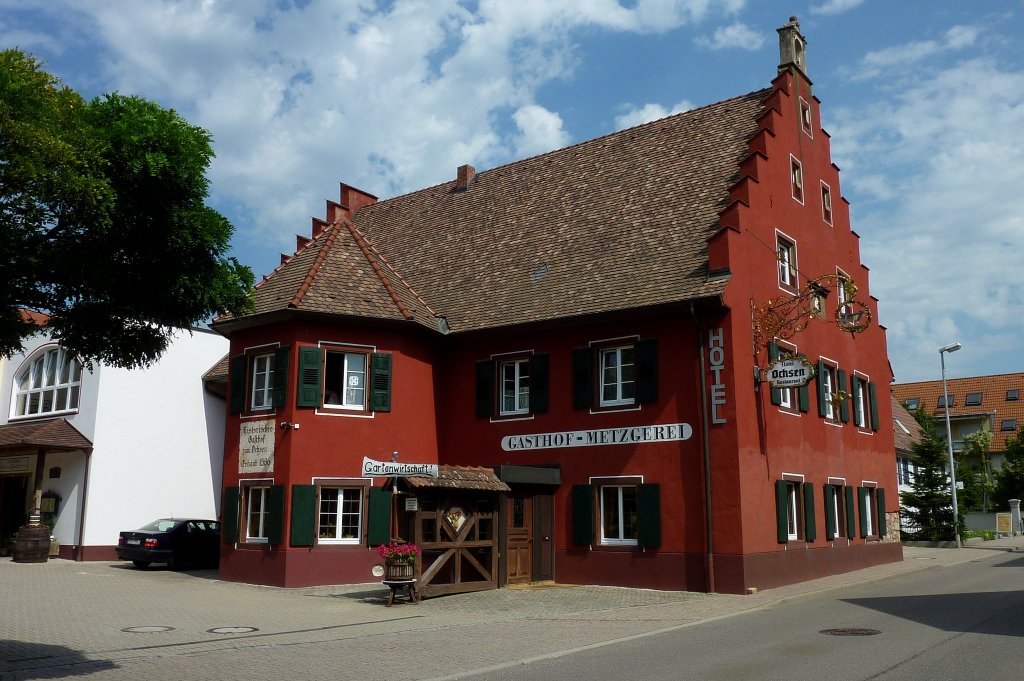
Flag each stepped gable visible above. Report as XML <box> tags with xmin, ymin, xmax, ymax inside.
<box><xmin>351</xmin><ymin>88</ymin><xmax>769</xmax><ymax>333</ymax></box>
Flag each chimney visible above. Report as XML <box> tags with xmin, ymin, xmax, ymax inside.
<box><xmin>777</xmin><ymin>16</ymin><xmax>807</xmax><ymax>76</ymax></box>
<box><xmin>455</xmin><ymin>164</ymin><xmax>476</xmax><ymax>191</ymax></box>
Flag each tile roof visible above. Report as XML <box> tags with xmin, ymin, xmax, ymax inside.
<box><xmin>225</xmin><ymin>88</ymin><xmax>770</xmax><ymax>334</ymax></box>
<box><xmin>0</xmin><ymin>418</ymin><xmax>93</xmax><ymax>452</ymax></box>
<box><xmin>892</xmin><ymin>372</ymin><xmax>1024</xmax><ymax>451</ymax></box>
<box><xmin>402</xmin><ymin>465</ymin><xmax>511</xmax><ymax>492</ymax></box>
<box><xmin>891</xmin><ymin>395</ymin><xmax>923</xmax><ymax>455</ymax></box>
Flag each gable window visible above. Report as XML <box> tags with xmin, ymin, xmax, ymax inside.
<box><xmin>777</xmin><ymin>235</ymin><xmax>797</xmax><ymax>290</ymax></box>
<box><xmin>964</xmin><ymin>392</ymin><xmax>982</xmax><ymax>406</ymax></box>
<box><xmin>600</xmin><ymin>485</ymin><xmax>638</xmax><ymax>545</ymax></box>
<box><xmin>1008</xmin><ymin>389</ymin><xmax>1020</xmax><ymax>401</ymax></box>
<box><xmin>250</xmin><ymin>354</ymin><xmax>274</xmax><ymax>411</ymax></box>
<box><xmin>500</xmin><ymin>359</ymin><xmax>530</xmax><ymax>415</ymax></box>
<box><xmin>820</xmin><ymin>182</ymin><xmax>833</xmax><ymax>225</ymax></box>
<box><xmin>799</xmin><ymin>97</ymin><xmax>813</xmax><ymax>136</ymax></box>
<box><xmin>937</xmin><ymin>394</ymin><xmax>954</xmax><ymax>409</ymax></box>
<box><xmin>600</xmin><ymin>346</ymin><xmax>635</xmax><ymax>407</ymax></box>
<box><xmin>324</xmin><ymin>350</ymin><xmax>367</xmax><ymax>410</ymax></box>
<box><xmin>904</xmin><ymin>398</ymin><xmax>920</xmax><ymax>411</ymax></box>
<box><xmin>572</xmin><ymin>340</ymin><xmax>657</xmax><ymax>411</ymax></box>
<box><xmin>1002</xmin><ymin>419</ymin><xmax>1017</xmax><ymax>432</ymax></box>
<box><xmin>13</xmin><ymin>346</ymin><xmax>82</xmax><ymax>418</ymax></box>
<box><xmin>318</xmin><ymin>487</ymin><xmax>362</xmax><ymax>543</ymax></box>
<box><xmin>790</xmin><ymin>156</ymin><xmax>804</xmax><ymax>203</ymax></box>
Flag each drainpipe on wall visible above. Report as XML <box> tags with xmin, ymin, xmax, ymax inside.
<box><xmin>75</xmin><ymin>449</ymin><xmax>92</xmax><ymax>561</ymax></box>
<box><xmin>690</xmin><ymin>302</ymin><xmax>715</xmax><ymax>593</ymax></box>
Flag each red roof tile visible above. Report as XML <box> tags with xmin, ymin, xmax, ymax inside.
<box><xmin>0</xmin><ymin>418</ymin><xmax>93</xmax><ymax>452</ymax></box>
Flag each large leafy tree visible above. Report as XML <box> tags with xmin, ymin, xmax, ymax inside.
<box><xmin>1</xmin><ymin>49</ymin><xmax>253</xmax><ymax>368</ymax></box>
<box><xmin>900</xmin><ymin>412</ymin><xmax>957</xmax><ymax>542</ymax></box>
<box><xmin>992</xmin><ymin>427</ymin><xmax>1024</xmax><ymax>511</ymax></box>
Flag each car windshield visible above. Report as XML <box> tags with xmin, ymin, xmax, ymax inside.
<box><xmin>138</xmin><ymin>519</ymin><xmax>184</xmax><ymax>532</ymax></box>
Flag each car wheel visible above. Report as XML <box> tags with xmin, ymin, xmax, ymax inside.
<box><xmin>132</xmin><ymin>560</ymin><xmax>151</xmax><ymax>568</ymax></box>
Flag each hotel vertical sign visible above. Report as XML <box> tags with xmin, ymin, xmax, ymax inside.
<box><xmin>708</xmin><ymin>328</ymin><xmax>727</xmax><ymax>424</ymax></box>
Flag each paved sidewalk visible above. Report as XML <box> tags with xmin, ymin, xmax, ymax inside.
<box><xmin>1</xmin><ymin>538</ymin><xmax>1021</xmax><ymax>680</ymax></box>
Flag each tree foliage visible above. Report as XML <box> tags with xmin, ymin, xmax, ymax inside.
<box><xmin>1</xmin><ymin>49</ymin><xmax>253</xmax><ymax>368</ymax></box>
<box><xmin>992</xmin><ymin>427</ymin><xmax>1024</xmax><ymax>511</ymax></box>
<box><xmin>958</xmin><ymin>429</ymin><xmax>994</xmax><ymax>512</ymax></box>
<box><xmin>900</xmin><ymin>412</ymin><xmax>957</xmax><ymax>542</ymax></box>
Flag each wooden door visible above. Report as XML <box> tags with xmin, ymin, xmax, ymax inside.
<box><xmin>533</xmin><ymin>494</ymin><xmax>554</xmax><ymax>581</ymax></box>
<box><xmin>506</xmin><ymin>496</ymin><xmax>532</xmax><ymax>584</ymax></box>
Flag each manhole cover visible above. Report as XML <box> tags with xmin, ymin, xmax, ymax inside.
<box><xmin>820</xmin><ymin>628</ymin><xmax>881</xmax><ymax>636</ymax></box>
<box><xmin>122</xmin><ymin>626</ymin><xmax>174</xmax><ymax>633</ymax></box>
<box><xmin>207</xmin><ymin>626</ymin><xmax>258</xmax><ymax>635</ymax></box>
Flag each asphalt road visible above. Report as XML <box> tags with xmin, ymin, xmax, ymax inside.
<box><xmin>463</xmin><ymin>551</ymin><xmax>1024</xmax><ymax>681</ymax></box>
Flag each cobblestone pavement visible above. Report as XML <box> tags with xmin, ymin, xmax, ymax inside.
<box><xmin>1</xmin><ymin>538</ymin><xmax>1020</xmax><ymax>680</ymax></box>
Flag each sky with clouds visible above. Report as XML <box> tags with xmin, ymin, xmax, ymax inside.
<box><xmin>3</xmin><ymin>0</ymin><xmax>1022</xmax><ymax>383</ymax></box>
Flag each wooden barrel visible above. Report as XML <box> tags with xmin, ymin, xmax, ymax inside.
<box><xmin>12</xmin><ymin>525</ymin><xmax>51</xmax><ymax>563</ymax></box>
<box><xmin>384</xmin><ymin>560</ymin><xmax>414</xmax><ymax>580</ymax></box>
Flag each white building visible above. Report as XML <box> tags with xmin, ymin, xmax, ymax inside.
<box><xmin>0</xmin><ymin>320</ymin><xmax>226</xmax><ymax>559</ymax></box>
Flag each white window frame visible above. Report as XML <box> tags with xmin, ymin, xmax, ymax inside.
<box><xmin>776</xmin><ymin>232</ymin><xmax>797</xmax><ymax>290</ymax></box>
<box><xmin>317</xmin><ymin>486</ymin><xmax>363</xmax><ymax>544</ymax></box>
<box><xmin>323</xmin><ymin>349</ymin><xmax>368</xmax><ymax>411</ymax></box>
<box><xmin>598</xmin><ymin>484</ymin><xmax>639</xmax><ymax>546</ymax></box>
<box><xmin>499</xmin><ymin>358</ymin><xmax>530</xmax><ymax>416</ymax></box>
<box><xmin>820</xmin><ymin>181</ymin><xmax>833</xmax><ymax>225</ymax></box>
<box><xmin>787</xmin><ymin>482</ymin><xmax>800</xmax><ymax>541</ymax></box>
<box><xmin>790</xmin><ymin>155</ymin><xmax>804</xmax><ymax>204</ymax></box>
<box><xmin>863</xmin><ymin>487</ymin><xmax>875</xmax><ymax>536</ymax></box>
<box><xmin>11</xmin><ymin>346</ymin><xmax>83</xmax><ymax>419</ymax></box>
<box><xmin>830</xmin><ymin>485</ymin><xmax>842</xmax><ymax>538</ymax></box>
<box><xmin>799</xmin><ymin>97</ymin><xmax>813</xmax><ymax>137</ymax></box>
<box><xmin>250</xmin><ymin>353</ymin><xmax>274</xmax><ymax>411</ymax></box>
<box><xmin>853</xmin><ymin>373</ymin><xmax>869</xmax><ymax>428</ymax></box>
<box><xmin>775</xmin><ymin>339</ymin><xmax>798</xmax><ymax>413</ymax></box>
<box><xmin>836</xmin><ymin>267</ymin><xmax>850</xmax><ymax>312</ymax></box>
<box><xmin>245</xmin><ymin>486</ymin><xmax>270</xmax><ymax>543</ymax></box>
<box><xmin>599</xmin><ymin>345</ymin><xmax>636</xmax><ymax>407</ymax></box>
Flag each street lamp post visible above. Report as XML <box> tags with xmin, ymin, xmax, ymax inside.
<box><xmin>939</xmin><ymin>341</ymin><xmax>962</xmax><ymax>548</ymax></box>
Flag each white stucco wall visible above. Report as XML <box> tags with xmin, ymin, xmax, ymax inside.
<box><xmin>84</xmin><ymin>328</ymin><xmax>227</xmax><ymax>546</ymax></box>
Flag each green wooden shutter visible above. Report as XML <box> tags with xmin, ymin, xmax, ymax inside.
<box><xmin>837</xmin><ymin>369</ymin><xmax>850</xmax><ymax>423</ymax></box>
<box><xmin>817</xmin><ymin>360</ymin><xmax>829</xmax><ymax>417</ymax></box>
<box><xmin>868</xmin><ymin>381</ymin><xmax>879</xmax><ymax>431</ymax></box>
<box><xmin>797</xmin><ymin>354</ymin><xmax>810</xmax><ymax>413</ymax></box>
<box><xmin>851</xmin><ymin>377</ymin><xmax>863</xmax><ymax>426</ymax></box>
<box><xmin>366</xmin><ymin>486</ymin><xmax>391</xmax><ymax>546</ymax></box>
<box><xmin>222</xmin><ymin>486</ymin><xmax>240</xmax><ymax>544</ymax></box>
<box><xmin>529</xmin><ymin>354</ymin><xmax>549</xmax><ymax>414</ymax></box>
<box><xmin>572</xmin><ymin>348</ymin><xmax>593</xmax><ymax>410</ymax></box>
<box><xmin>824</xmin><ymin>484</ymin><xmax>836</xmax><ymax>540</ymax></box>
<box><xmin>803</xmin><ymin>482</ymin><xmax>816</xmax><ymax>542</ymax></box>
<box><xmin>370</xmin><ymin>353</ymin><xmax>392</xmax><ymax>412</ymax></box>
<box><xmin>476</xmin><ymin>360</ymin><xmax>495</xmax><ymax>418</ymax></box>
<box><xmin>844</xmin><ymin>486</ymin><xmax>856</xmax><ymax>538</ymax></box>
<box><xmin>229</xmin><ymin>355</ymin><xmax>246</xmax><ymax>415</ymax></box>
<box><xmin>273</xmin><ymin>347</ymin><xmax>290</xmax><ymax>408</ymax></box>
<box><xmin>636</xmin><ymin>339</ymin><xmax>658</xmax><ymax>404</ymax></box>
<box><xmin>297</xmin><ymin>347</ymin><xmax>323</xmax><ymax>407</ymax></box>
<box><xmin>858</xmin><ymin>487</ymin><xmax>869</xmax><ymax>538</ymax></box>
<box><xmin>768</xmin><ymin>342</ymin><xmax>782</xmax><ymax>406</ymax></box>
<box><xmin>290</xmin><ymin>484</ymin><xmax>316</xmax><ymax>547</ymax></box>
<box><xmin>637</xmin><ymin>483</ymin><xmax>661</xmax><ymax>548</ymax></box>
<box><xmin>266</xmin><ymin>485</ymin><xmax>285</xmax><ymax>545</ymax></box>
<box><xmin>571</xmin><ymin>484</ymin><xmax>594</xmax><ymax>545</ymax></box>
<box><xmin>876</xmin><ymin>488</ymin><xmax>887</xmax><ymax>537</ymax></box>
<box><xmin>775</xmin><ymin>479</ymin><xmax>789</xmax><ymax>544</ymax></box>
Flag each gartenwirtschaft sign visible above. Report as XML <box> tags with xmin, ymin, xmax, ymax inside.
<box><xmin>361</xmin><ymin>457</ymin><xmax>439</xmax><ymax>478</ymax></box>
<box><xmin>501</xmin><ymin>423</ymin><xmax>692</xmax><ymax>452</ymax></box>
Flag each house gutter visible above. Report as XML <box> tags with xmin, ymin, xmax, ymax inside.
<box><xmin>690</xmin><ymin>302</ymin><xmax>715</xmax><ymax>593</ymax></box>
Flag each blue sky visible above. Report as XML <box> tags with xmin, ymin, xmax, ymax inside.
<box><xmin>3</xmin><ymin>0</ymin><xmax>1023</xmax><ymax>383</ymax></box>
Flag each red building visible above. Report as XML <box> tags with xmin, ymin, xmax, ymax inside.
<box><xmin>212</xmin><ymin>17</ymin><xmax>900</xmax><ymax>594</ymax></box>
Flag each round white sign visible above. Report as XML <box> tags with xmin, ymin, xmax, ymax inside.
<box><xmin>371</xmin><ymin>564</ymin><xmax>385</xmax><ymax>577</ymax></box>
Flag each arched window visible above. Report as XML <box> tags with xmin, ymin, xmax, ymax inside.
<box><xmin>12</xmin><ymin>346</ymin><xmax>82</xmax><ymax>418</ymax></box>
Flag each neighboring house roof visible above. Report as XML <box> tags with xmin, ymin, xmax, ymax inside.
<box><xmin>18</xmin><ymin>309</ymin><xmax>49</xmax><ymax>326</ymax></box>
<box><xmin>220</xmin><ymin>88</ymin><xmax>770</xmax><ymax>335</ymax></box>
<box><xmin>892</xmin><ymin>372</ymin><xmax>1024</xmax><ymax>451</ymax></box>
<box><xmin>0</xmin><ymin>418</ymin><xmax>93</xmax><ymax>453</ymax></box>
<box><xmin>891</xmin><ymin>395</ymin><xmax>923</xmax><ymax>455</ymax></box>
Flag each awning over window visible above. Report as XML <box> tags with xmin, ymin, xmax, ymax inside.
<box><xmin>0</xmin><ymin>418</ymin><xmax>93</xmax><ymax>453</ymax></box>
<box><xmin>400</xmin><ymin>465</ymin><xmax>511</xmax><ymax>492</ymax></box>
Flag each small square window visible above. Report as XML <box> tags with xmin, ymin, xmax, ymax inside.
<box><xmin>599</xmin><ymin>346</ymin><xmax>635</xmax><ymax>407</ymax></box>
<box><xmin>790</xmin><ymin>156</ymin><xmax>804</xmax><ymax>203</ymax></box>
<box><xmin>1002</xmin><ymin>419</ymin><xmax>1017</xmax><ymax>432</ymax></box>
<box><xmin>500</xmin><ymin>359</ymin><xmax>530</xmax><ymax>415</ymax></box>
<box><xmin>318</xmin><ymin>487</ymin><xmax>363</xmax><ymax>543</ymax></box>
<box><xmin>323</xmin><ymin>350</ymin><xmax>367</xmax><ymax>410</ymax></box>
<box><xmin>937</xmin><ymin>394</ymin><xmax>955</xmax><ymax>409</ymax></box>
<box><xmin>904</xmin><ymin>398</ymin><xmax>920</xmax><ymax>411</ymax></box>
<box><xmin>599</xmin><ymin>485</ymin><xmax>638</xmax><ymax>545</ymax></box>
<box><xmin>820</xmin><ymin>183</ymin><xmax>833</xmax><ymax>224</ymax></box>
<box><xmin>799</xmin><ymin>98</ymin><xmax>813</xmax><ymax>136</ymax></box>
<box><xmin>965</xmin><ymin>392</ymin><xmax>982</xmax><ymax>406</ymax></box>
<box><xmin>1007</xmin><ymin>389</ymin><xmax>1020</xmax><ymax>401</ymax></box>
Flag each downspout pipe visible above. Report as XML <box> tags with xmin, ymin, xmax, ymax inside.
<box><xmin>690</xmin><ymin>302</ymin><xmax>715</xmax><ymax>593</ymax></box>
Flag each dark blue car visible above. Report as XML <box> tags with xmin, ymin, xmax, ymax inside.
<box><xmin>116</xmin><ymin>518</ymin><xmax>220</xmax><ymax>569</ymax></box>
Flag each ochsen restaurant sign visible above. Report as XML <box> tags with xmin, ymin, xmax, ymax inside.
<box><xmin>361</xmin><ymin>457</ymin><xmax>439</xmax><ymax>478</ymax></box>
<box><xmin>501</xmin><ymin>423</ymin><xmax>692</xmax><ymax>452</ymax></box>
<box><xmin>767</xmin><ymin>358</ymin><xmax>814</xmax><ymax>388</ymax></box>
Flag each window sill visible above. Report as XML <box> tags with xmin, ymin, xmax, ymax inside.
<box><xmin>592</xmin><ymin>543</ymin><xmax>640</xmax><ymax>552</ymax></box>
<box><xmin>8</xmin><ymin>409</ymin><xmax>79</xmax><ymax>422</ymax></box>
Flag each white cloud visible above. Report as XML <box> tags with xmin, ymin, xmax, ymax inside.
<box><xmin>695</xmin><ymin>22</ymin><xmax>765</xmax><ymax>50</ymax></box>
<box><xmin>614</xmin><ymin>100</ymin><xmax>694</xmax><ymax>129</ymax></box>
<box><xmin>851</xmin><ymin>25</ymin><xmax>981</xmax><ymax>80</ymax></box>
<box><xmin>809</xmin><ymin>0</ymin><xmax>864</xmax><ymax>16</ymax></box>
<box><xmin>512</xmin><ymin>104</ymin><xmax>570</xmax><ymax>157</ymax></box>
